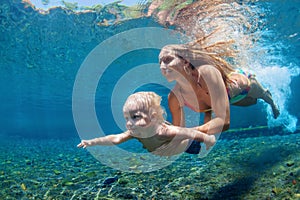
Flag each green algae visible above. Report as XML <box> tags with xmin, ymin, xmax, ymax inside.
<box><xmin>53</xmin><ymin>170</ymin><xmax>61</xmax><ymax>175</ymax></box>
<box><xmin>62</xmin><ymin>180</ymin><xmax>74</xmax><ymax>186</ymax></box>
<box><xmin>1</xmin><ymin>133</ymin><xmax>300</xmax><ymax>199</ymax></box>
<box><xmin>85</xmin><ymin>171</ymin><xmax>96</xmax><ymax>178</ymax></box>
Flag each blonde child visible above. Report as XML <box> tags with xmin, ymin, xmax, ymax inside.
<box><xmin>77</xmin><ymin>91</ymin><xmax>215</xmax><ymax>156</ymax></box>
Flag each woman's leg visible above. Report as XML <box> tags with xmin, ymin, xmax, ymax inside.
<box><xmin>248</xmin><ymin>78</ymin><xmax>280</xmax><ymax>118</ymax></box>
<box><xmin>233</xmin><ymin>97</ymin><xmax>257</xmax><ymax>106</ymax></box>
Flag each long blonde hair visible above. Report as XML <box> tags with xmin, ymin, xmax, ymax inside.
<box><xmin>160</xmin><ymin>44</ymin><xmax>235</xmax><ymax>86</ymax></box>
<box><xmin>151</xmin><ymin>0</ymin><xmax>258</xmax><ymax>72</ymax></box>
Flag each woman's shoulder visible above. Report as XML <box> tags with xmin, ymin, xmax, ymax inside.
<box><xmin>197</xmin><ymin>64</ymin><xmax>219</xmax><ymax>72</ymax></box>
<box><xmin>197</xmin><ymin>64</ymin><xmax>222</xmax><ymax>78</ymax></box>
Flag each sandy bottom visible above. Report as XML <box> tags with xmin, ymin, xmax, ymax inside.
<box><xmin>1</xmin><ymin>128</ymin><xmax>299</xmax><ymax>199</ymax></box>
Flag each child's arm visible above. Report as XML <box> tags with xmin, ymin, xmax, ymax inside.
<box><xmin>77</xmin><ymin>130</ymin><xmax>133</xmax><ymax>148</ymax></box>
<box><xmin>159</xmin><ymin>123</ymin><xmax>203</xmax><ymax>141</ymax></box>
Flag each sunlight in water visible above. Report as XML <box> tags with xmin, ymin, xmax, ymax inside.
<box><xmin>28</xmin><ymin>0</ymin><xmax>146</xmax><ymax>10</ymax></box>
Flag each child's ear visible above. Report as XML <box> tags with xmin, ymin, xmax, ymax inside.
<box><xmin>150</xmin><ymin>112</ymin><xmax>157</xmax><ymax>121</ymax></box>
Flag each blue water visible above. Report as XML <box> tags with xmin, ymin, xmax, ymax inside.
<box><xmin>0</xmin><ymin>0</ymin><xmax>299</xmax><ymax>139</ymax></box>
<box><xmin>0</xmin><ymin>1</ymin><xmax>300</xmax><ymax>199</ymax></box>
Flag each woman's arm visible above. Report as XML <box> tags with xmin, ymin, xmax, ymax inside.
<box><xmin>77</xmin><ymin>131</ymin><xmax>133</xmax><ymax>148</ymax></box>
<box><xmin>168</xmin><ymin>90</ymin><xmax>185</xmax><ymax>127</ymax></box>
<box><xmin>203</xmin><ymin>111</ymin><xmax>212</xmax><ymax>124</ymax></box>
<box><xmin>196</xmin><ymin>65</ymin><xmax>230</xmax><ymax>134</ymax></box>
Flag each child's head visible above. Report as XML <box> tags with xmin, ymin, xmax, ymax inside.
<box><xmin>123</xmin><ymin>92</ymin><xmax>165</xmax><ymax>134</ymax></box>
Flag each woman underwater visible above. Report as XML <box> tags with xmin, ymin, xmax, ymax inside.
<box><xmin>159</xmin><ymin>43</ymin><xmax>280</xmax><ymax>136</ymax></box>
<box><xmin>148</xmin><ymin>0</ymin><xmax>280</xmax><ymax>136</ymax></box>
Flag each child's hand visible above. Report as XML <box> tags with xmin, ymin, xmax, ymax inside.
<box><xmin>77</xmin><ymin>140</ymin><xmax>91</xmax><ymax>148</ymax></box>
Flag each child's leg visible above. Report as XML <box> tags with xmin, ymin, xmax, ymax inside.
<box><xmin>248</xmin><ymin>78</ymin><xmax>280</xmax><ymax>118</ymax></box>
<box><xmin>190</xmin><ymin>130</ymin><xmax>216</xmax><ymax>150</ymax></box>
<box><xmin>203</xmin><ymin>134</ymin><xmax>216</xmax><ymax>150</ymax></box>
<box><xmin>198</xmin><ymin>133</ymin><xmax>219</xmax><ymax>158</ymax></box>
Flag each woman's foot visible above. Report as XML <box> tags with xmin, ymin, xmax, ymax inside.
<box><xmin>272</xmin><ymin>104</ymin><xmax>280</xmax><ymax>119</ymax></box>
<box><xmin>264</xmin><ymin>90</ymin><xmax>280</xmax><ymax>119</ymax></box>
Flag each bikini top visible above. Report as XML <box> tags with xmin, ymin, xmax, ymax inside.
<box><xmin>184</xmin><ymin>100</ymin><xmax>212</xmax><ymax>113</ymax></box>
<box><xmin>175</xmin><ymin>85</ymin><xmax>212</xmax><ymax>113</ymax></box>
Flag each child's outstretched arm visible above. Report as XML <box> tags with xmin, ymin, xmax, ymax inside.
<box><xmin>77</xmin><ymin>131</ymin><xmax>132</xmax><ymax>148</ymax></box>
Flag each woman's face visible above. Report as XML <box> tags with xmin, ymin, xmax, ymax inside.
<box><xmin>159</xmin><ymin>49</ymin><xmax>185</xmax><ymax>82</ymax></box>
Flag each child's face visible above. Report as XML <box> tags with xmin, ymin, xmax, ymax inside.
<box><xmin>124</xmin><ymin>109</ymin><xmax>153</xmax><ymax>138</ymax></box>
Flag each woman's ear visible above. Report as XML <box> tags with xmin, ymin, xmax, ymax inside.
<box><xmin>183</xmin><ymin>65</ymin><xmax>191</xmax><ymax>75</ymax></box>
